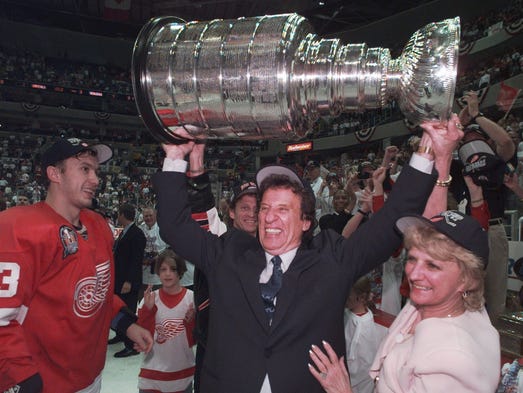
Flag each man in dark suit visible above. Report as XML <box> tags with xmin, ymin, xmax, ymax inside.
<box><xmin>152</xmin><ymin>123</ymin><xmax>458</xmax><ymax>392</ymax></box>
<box><xmin>111</xmin><ymin>203</ymin><xmax>146</xmax><ymax>358</ymax></box>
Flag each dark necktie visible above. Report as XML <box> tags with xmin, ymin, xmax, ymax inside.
<box><xmin>260</xmin><ymin>255</ymin><xmax>283</xmax><ymax>323</ymax></box>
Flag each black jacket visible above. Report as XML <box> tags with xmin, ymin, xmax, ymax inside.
<box><xmin>153</xmin><ymin>165</ymin><xmax>435</xmax><ymax>393</ymax></box>
<box><xmin>114</xmin><ymin>223</ymin><xmax>146</xmax><ymax>293</ymax></box>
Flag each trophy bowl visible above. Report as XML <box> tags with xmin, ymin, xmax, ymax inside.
<box><xmin>132</xmin><ymin>14</ymin><xmax>460</xmax><ymax>142</ymax></box>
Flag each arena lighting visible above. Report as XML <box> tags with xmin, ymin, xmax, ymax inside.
<box><xmin>31</xmin><ymin>83</ymin><xmax>46</xmax><ymax>90</ymax></box>
<box><xmin>132</xmin><ymin>14</ymin><xmax>460</xmax><ymax>143</ymax></box>
<box><xmin>0</xmin><ymin>79</ymin><xmax>134</xmax><ymax>102</ymax></box>
<box><xmin>286</xmin><ymin>141</ymin><xmax>313</xmax><ymax>153</ymax></box>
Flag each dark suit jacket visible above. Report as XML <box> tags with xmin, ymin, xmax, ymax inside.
<box><xmin>114</xmin><ymin>223</ymin><xmax>146</xmax><ymax>294</ymax></box>
<box><xmin>153</xmin><ymin>165</ymin><xmax>435</xmax><ymax>393</ymax></box>
<box><xmin>319</xmin><ymin>211</ymin><xmax>353</xmax><ymax>234</ymax></box>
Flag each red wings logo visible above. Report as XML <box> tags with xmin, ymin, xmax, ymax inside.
<box><xmin>73</xmin><ymin>261</ymin><xmax>111</xmax><ymax>318</ymax></box>
<box><xmin>155</xmin><ymin>318</ymin><xmax>185</xmax><ymax>344</ymax></box>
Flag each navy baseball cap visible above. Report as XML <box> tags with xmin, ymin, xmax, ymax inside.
<box><xmin>230</xmin><ymin>181</ymin><xmax>258</xmax><ymax>205</ymax></box>
<box><xmin>42</xmin><ymin>138</ymin><xmax>112</xmax><ymax>170</ymax></box>
<box><xmin>396</xmin><ymin>210</ymin><xmax>489</xmax><ymax>266</ymax></box>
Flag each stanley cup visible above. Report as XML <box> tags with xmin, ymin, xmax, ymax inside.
<box><xmin>132</xmin><ymin>14</ymin><xmax>460</xmax><ymax>142</ymax></box>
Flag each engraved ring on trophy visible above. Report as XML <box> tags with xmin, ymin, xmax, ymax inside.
<box><xmin>131</xmin><ymin>14</ymin><xmax>460</xmax><ymax>142</ymax></box>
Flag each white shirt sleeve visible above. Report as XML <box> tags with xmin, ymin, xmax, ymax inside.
<box><xmin>409</xmin><ymin>153</ymin><xmax>434</xmax><ymax>174</ymax></box>
<box><xmin>162</xmin><ymin>157</ymin><xmax>187</xmax><ymax>172</ymax></box>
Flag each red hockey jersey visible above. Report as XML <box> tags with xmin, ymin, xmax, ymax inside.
<box><xmin>0</xmin><ymin>202</ymin><xmax>125</xmax><ymax>392</ymax></box>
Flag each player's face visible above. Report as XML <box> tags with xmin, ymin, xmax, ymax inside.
<box><xmin>229</xmin><ymin>194</ymin><xmax>258</xmax><ymax>236</ymax></box>
<box><xmin>258</xmin><ymin>187</ymin><xmax>311</xmax><ymax>256</ymax></box>
<box><xmin>58</xmin><ymin>152</ymin><xmax>100</xmax><ymax>210</ymax></box>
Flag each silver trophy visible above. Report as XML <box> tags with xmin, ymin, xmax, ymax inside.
<box><xmin>132</xmin><ymin>14</ymin><xmax>460</xmax><ymax>142</ymax></box>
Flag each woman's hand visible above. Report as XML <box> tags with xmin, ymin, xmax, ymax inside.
<box><xmin>308</xmin><ymin>341</ymin><xmax>353</xmax><ymax>393</ymax></box>
<box><xmin>420</xmin><ymin>113</ymin><xmax>464</xmax><ymax>160</ymax></box>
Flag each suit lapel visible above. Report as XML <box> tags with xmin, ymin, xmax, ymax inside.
<box><xmin>115</xmin><ymin>224</ymin><xmax>132</xmax><ymax>252</ymax></box>
<box><xmin>239</xmin><ymin>248</ymin><xmax>270</xmax><ymax>332</ymax></box>
<box><xmin>271</xmin><ymin>247</ymin><xmax>317</xmax><ymax>330</ymax></box>
<box><xmin>238</xmin><ymin>244</ymin><xmax>319</xmax><ymax>332</ymax></box>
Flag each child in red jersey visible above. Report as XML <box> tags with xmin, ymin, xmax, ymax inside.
<box><xmin>138</xmin><ymin>249</ymin><xmax>196</xmax><ymax>393</ymax></box>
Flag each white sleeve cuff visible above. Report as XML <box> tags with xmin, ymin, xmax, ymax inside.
<box><xmin>409</xmin><ymin>153</ymin><xmax>434</xmax><ymax>174</ymax></box>
<box><xmin>162</xmin><ymin>158</ymin><xmax>188</xmax><ymax>173</ymax></box>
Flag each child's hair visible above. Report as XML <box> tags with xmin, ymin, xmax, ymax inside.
<box><xmin>351</xmin><ymin>276</ymin><xmax>373</xmax><ymax>308</ymax></box>
<box><xmin>155</xmin><ymin>248</ymin><xmax>187</xmax><ymax>278</ymax></box>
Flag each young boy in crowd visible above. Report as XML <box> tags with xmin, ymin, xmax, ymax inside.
<box><xmin>137</xmin><ymin>249</ymin><xmax>196</xmax><ymax>393</ymax></box>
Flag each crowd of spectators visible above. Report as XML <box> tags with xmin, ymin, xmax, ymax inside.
<box><xmin>0</xmin><ymin>128</ymin><xmax>265</xmax><ymax>219</ymax></box>
<box><xmin>0</xmin><ymin>1</ymin><xmax>522</xmax><ymax>223</ymax></box>
<box><xmin>2</xmin><ymin>107</ymin><xmax>522</xmax><ymax>223</ymax></box>
<box><xmin>456</xmin><ymin>46</ymin><xmax>522</xmax><ymax>94</ymax></box>
<box><xmin>0</xmin><ymin>46</ymin><xmax>132</xmax><ymax>95</ymax></box>
<box><xmin>460</xmin><ymin>0</ymin><xmax>523</xmax><ymax>43</ymax></box>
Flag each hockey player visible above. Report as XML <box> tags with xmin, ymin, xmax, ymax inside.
<box><xmin>0</xmin><ymin>138</ymin><xmax>153</xmax><ymax>393</ymax></box>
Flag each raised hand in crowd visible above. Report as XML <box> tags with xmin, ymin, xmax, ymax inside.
<box><xmin>371</xmin><ymin>166</ymin><xmax>387</xmax><ymax>197</ymax></box>
<box><xmin>459</xmin><ymin>91</ymin><xmax>515</xmax><ymax>160</ymax></box>
<box><xmin>344</xmin><ymin>170</ymin><xmax>361</xmax><ymax>193</ymax></box>
<box><xmin>459</xmin><ymin>90</ymin><xmax>481</xmax><ymax>126</ymax></box>
<box><xmin>420</xmin><ymin>113</ymin><xmax>464</xmax><ymax>217</ymax></box>
<box><xmin>341</xmin><ymin>185</ymin><xmax>373</xmax><ymax>239</ymax></box>
<box><xmin>143</xmin><ymin>284</ymin><xmax>156</xmax><ymax>310</ymax></box>
<box><xmin>504</xmin><ymin>172</ymin><xmax>523</xmax><ymax>199</ymax></box>
<box><xmin>465</xmin><ymin>174</ymin><xmax>486</xmax><ymax>207</ymax></box>
<box><xmin>358</xmin><ymin>188</ymin><xmax>373</xmax><ymax>214</ymax></box>
<box><xmin>381</xmin><ymin>145</ymin><xmax>399</xmax><ymax>169</ymax></box>
<box><xmin>184</xmin><ymin>305</ymin><xmax>196</xmax><ymax>325</ymax></box>
<box><xmin>464</xmin><ymin>174</ymin><xmax>490</xmax><ymax>229</ymax></box>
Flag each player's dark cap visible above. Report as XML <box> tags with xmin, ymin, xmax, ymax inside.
<box><xmin>41</xmin><ymin>137</ymin><xmax>113</xmax><ymax>170</ymax></box>
<box><xmin>230</xmin><ymin>182</ymin><xmax>258</xmax><ymax>206</ymax></box>
<box><xmin>306</xmin><ymin>160</ymin><xmax>320</xmax><ymax>168</ymax></box>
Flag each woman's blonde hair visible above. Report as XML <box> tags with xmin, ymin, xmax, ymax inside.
<box><xmin>403</xmin><ymin>225</ymin><xmax>485</xmax><ymax>311</ymax></box>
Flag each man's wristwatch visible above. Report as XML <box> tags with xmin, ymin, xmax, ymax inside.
<box><xmin>472</xmin><ymin>112</ymin><xmax>484</xmax><ymax>123</ymax></box>
<box><xmin>357</xmin><ymin>209</ymin><xmax>370</xmax><ymax>218</ymax></box>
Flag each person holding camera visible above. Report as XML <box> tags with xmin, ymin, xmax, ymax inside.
<box><xmin>458</xmin><ymin>90</ymin><xmax>517</xmax><ymax>321</ymax></box>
